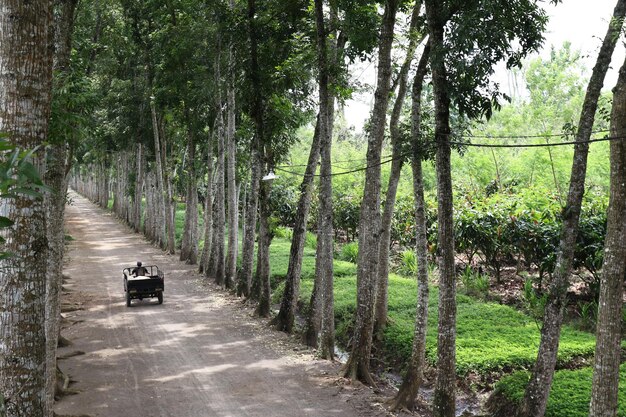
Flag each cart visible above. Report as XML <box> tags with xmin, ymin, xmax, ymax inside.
<box><xmin>123</xmin><ymin>265</ymin><xmax>165</xmax><ymax>307</ymax></box>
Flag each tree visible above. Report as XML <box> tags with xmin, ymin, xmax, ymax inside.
<box><xmin>520</xmin><ymin>2</ymin><xmax>626</xmax><ymax>415</ymax></box>
<box><xmin>313</xmin><ymin>0</ymin><xmax>335</xmax><ymax>359</ymax></box>
<box><xmin>422</xmin><ymin>1</ymin><xmax>550</xmax><ymax>415</ymax></box>
<box><xmin>0</xmin><ymin>1</ymin><xmax>53</xmax><ymax>415</ymax></box>
<box><xmin>588</xmin><ymin>51</ymin><xmax>626</xmax><ymax>417</ymax></box>
<box><xmin>225</xmin><ymin>0</ymin><xmax>238</xmax><ymax>289</ymax></box>
<box><xmin>45</xmin><ymin>0</ymin><xmax>80</xmax><ymax>414</ymax></box>
<box><xmin>391</xmin><ymin>41</ymin><xmax>432</xmax><ymax>411</ymax></box>
<box><xmin>374</xmin><ymin>1</ymin><xmax>424</xmax><ymax>341</ymax></box>
<box><xmin>343</xmin><ymin>0</ymin><xmax>399</xmax><ymax>385</ymax></box>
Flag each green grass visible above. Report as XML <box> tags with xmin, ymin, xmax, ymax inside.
<box><xmin>492</xmin><ymin>364</ymin><xmax>626</xmax><ymax>417</ymax></box>
<box><xmin>265</xmin><ymin>235</ymin><xmax>598</xmax><ymax>376</ymax></box>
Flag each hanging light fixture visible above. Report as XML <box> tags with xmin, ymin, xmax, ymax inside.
<box><xmin>261</xmin><ymin>170</ymin><xmax>278</xmax><ymax>181</ymax></box>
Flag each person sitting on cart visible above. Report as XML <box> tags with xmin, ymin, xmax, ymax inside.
<box><xmin>131</xmin><ymin>261</ymin><xmax>149</xmax><ymax>277</ymax></box>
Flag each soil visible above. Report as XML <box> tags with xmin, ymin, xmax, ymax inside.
<box><xmin>55</xmin><ymin>191</ymin><xmax>412</xmax><ymax>417</ymax></box>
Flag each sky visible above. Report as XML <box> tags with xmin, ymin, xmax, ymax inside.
<box><xmin>344</xmin><ymin>0</ymin><xmax>625</xmax><ymax>132</ymax></box>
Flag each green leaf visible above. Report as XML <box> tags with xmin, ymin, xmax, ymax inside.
<box><xmin>0</xmin><ymin>216</ymin><xmax>14</xmax><ymax>228</ymax></box>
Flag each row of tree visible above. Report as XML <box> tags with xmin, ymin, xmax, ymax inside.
<box><xmin>1</xmin><ymin>1</ymin><xmax>625</xmax><ymax>417</ymax></box>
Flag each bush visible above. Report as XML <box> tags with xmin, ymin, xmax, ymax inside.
<box><xmin>396</xmin><ymin>249</ymin><xmax>417</xmax><ymax>277</ymax></box>
<box><xmin>274</xmin><ymin>226</ymin><xmax>293</xmax><ymax>240</ymax></box>
<box><xmin>459</xmin><ymin>266</ymin><xmax>490</xmax><ymax>299</ymax></box>
<box><xmin>339</xmin><ymin>242</ymin><xmax>359</xmax><ymax>263</ymax></box>
<box><xmin>521</xmin><ymin>277</ymin><xmax>547</xmax><ymax>322</ymax></box>
<box><xmin>305</xmin><ymin>231</ymin><xmax>317</xmax><ymax>250</ymax></box>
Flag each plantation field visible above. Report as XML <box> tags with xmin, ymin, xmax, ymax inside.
<box><xmin>490</xmin><ymin>364</ymin><xmax>626</xmax><ymax>417</ymax></box>
<box><xmin>266</xmin><ymin>236</ymin><xmax>602</xmax><ymax>376</ymax></box>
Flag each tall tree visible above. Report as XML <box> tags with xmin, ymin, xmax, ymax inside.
<box><xmin>520</xmin><ymin>2</ymin><xmax>626</xmax><ymax>415</ymax></box>
<box><xmin>180</xmin><ymin>121</ymin><xmax>199</xmax><ymax>264</ymax></box>
<box><xmin>45</xmin><ymin>0</ymin><xmax>80</xmax><ymax>414</ymax></box>
<box><xmin>421</xmin><ymin>1</ymin><xmax>549</xmax><ymax>415</ymax></box>
<box><xmin>391</xmin><ymin>42</ymin><xmax>431</xmax><ymax>411</ymax></box>
<box><xmin>424</xmin><ymin>3</ymin><xmax>456</xmax><ymax>414</ymax></box>
<box><xmin>343</xmin><ymin>0</ymin><xmax>399</xmax><ymax>384</ymax></box>
<box><xmin>374</xmin><ymin>1</ymin><xmax>424</xmax><ymax>340</ymax></box>
<box><xmin>0</xmin><ymin>1</ymin><xmax>53</xmax><ymax>415</ymax></box>
<box><xmin>589</xmin><ymin>51</ymin><xmax>626</xmax><ymax>417</ymax></box>
<box><xmin>313</xmin><ymin>0</ymin><xmax>335</xmax><ymax>359</ymax></box>
<box><xmin>225</xmin><ymin>0</ymin><xmax>238</xmax><ymax>290</ymax></box>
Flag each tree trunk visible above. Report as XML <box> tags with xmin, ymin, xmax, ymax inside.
<box><xmin>149</xmin><ymin>99</ymin><xmax>167</xmax><ymax>249</ymax></box>
<box><xmin>314</xmin><ymin>0</ymin><xmax>335</xmax><ymax>360</ymax></box>
<box><xmin>225</xmin><ymin>0</ymin><xmax>238</xmax><ymax>290</ymax></box>
<box><xmin>520</xmin><ymin>2</ymin><xmax>626</xmax><ymax>415</ymax></box>
<box><xmin>160</xmin><ymin>123</ymin><xmax>176</xmax><ymax>255</ymax></box>
<box><xmin>425</xmin><ymin>1</ymin><xmax>457</xmax><ymax>415</ymax></box>
<box><xmin>255</xmin><ymin>176</ymin><xmax>272</xmax><ymax>316</ymax></box>
<box><xmin>275</xmin><ymin>116</ymin><xmax>320</xmax><ymax>333</ymax></box>
<box><xmin>199</xmin><ymin>131</ymin><xmax>215</xmax><ymax>275</ymax></box>
<box><xmin>180</xmin><ymin>127</ymin><xmax>198</xmax><ymax>264</ymax></box>
<box><xmin>374</xmin><ymin>2</ymin><xmax>423</xmax><ymax>341</ymax></box>
<box><xmin>44</xmin><ymin>1</ymin><xmax>78</xmax><ymax>414</ymax></box>
<box><xmin>213</xmin><ymin>108</ymin><xmax>226</xmax><ymax>285</ymax></box>
<box><xmin>588</xmin><ymin>53</ymin><xmax>626</xmax><ymax>417</ymax></box>
<box><xmin>0</xmin><ymin>1</ymin><xmax>52</xmax><ymax>415</ymax></box>
<box><xmin>239</xmin><ymin>0</ymin><xmax>264</xmax><ymax>300</ymax></box>
<box><xmin>391</xmin><ymin>41</ymin><xmax>431</xmax><ymax>411</ymax></box>
<box><xmin>343</xmin><ymin>0</ymin><xmax>399</xmax><ymax>385</ymax></box>
<box><xmin>133</xmin><ymin>143</ymin><xmax>144</xmax><ymax>233</ymax></box>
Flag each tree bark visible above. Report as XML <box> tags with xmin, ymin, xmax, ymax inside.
<box><xmin>391</xmin><ymin>41</ymin><xmax>431</xmax><ymax>411</ymax></box>
<box><xmin>314</xmin><ymin>0</ymin><xmax>335</xmax><ymax>360</ymax></box>
<box><xmin>588</xmin><ymin>53</ymin><xmax>626</xmax><ymax>417</ymax></box>
<box><xmin>237</xmin><ymin>153</ymin><xmax>260</xmax><ymax>297</ymax></box>
<box><xmin>374</xmin><ymin>2</ymin><xmax>423</xmax><ymax>341</ymax></box>
<box><xmin>343</xmin><ymin>0</ymin><xmax>399</xmax><ymax>385</ymax></box>
<box><xmin>160</xmin><ymin>122</ymin><xmax>176</xmax><ymax>255</ymax></box>
<box><xmin>133</xmin><ymin>143</ymin><xmax>144</xmax><ymax>233</ymax></box>
<box><xmin>149</xmin><ymin>99</ymin><xmax>167</xmax><ymax>249</ymax></box>
<box><xmin>425</xmin><ymin>1</ymin><xmax>457</xmax><ymax>416</ymax></box>
<box><xmin>180</xmin><ymin>127</ymin><xmax>198</xmax><ymax>264</ymax></box>
<box><xmin>255</xmin><ymin>176</ymin><xmax>272</xmax><ymax>316</ymax></box>
<box><xmin>44</xmin><ymin>1</ymin><xmax>78</xmax><ymax>414</ymax></box>
<box><xmin>212</xmin><ymin>107</ymin><xmax>226</xmax><ymax>285</ymax></box>
<box><xmin>199</xmin><ymin>131</ymin><xmax>214</xmax><ymax>275</ymax></box>
<box><xmin>273</xmin><ymin>116</ymin><xmax>320</xmax><ymax>333</ymax></box>
<box><xmin>520</xmin><ymin>2</ymin><xmax>626</xmax><ymax>415</ymax></box>
<box><xmin>0</xmin><ymin>1</ymin><xmax>53</xmax><ymax>415</ymax></box>
<box><xmin>225</xmin><ymin>0</ymin><xmax>238</xmax><ymax>290</ymax></box>
<box><xmin>241</xmin><ymin>0</ymin><xmax>264</xmax><ymax>302</ymax></box>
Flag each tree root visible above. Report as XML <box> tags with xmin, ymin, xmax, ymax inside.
<box><xmin>58</xmin><ymin>350</ymin><xmax>85</xmax><ymax>360</ymax></box>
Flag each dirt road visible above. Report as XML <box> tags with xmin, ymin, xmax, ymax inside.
<box><xmin>55</xmin><ymin>192</ymin><xmax>388</xmax><ymax>417</ymax></box>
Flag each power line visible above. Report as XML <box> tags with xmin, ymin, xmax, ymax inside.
<box><xmin>273</xmin><ymin>134</ymin><xmax>623</xmax><ymax>178</ymax></box>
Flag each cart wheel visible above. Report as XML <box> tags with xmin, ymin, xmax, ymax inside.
<box><xmin>157</xmin><ymin>291</ymin><xmax>163</xmax><ymax>305</ymax></box>
<box><xmin>126</xmin><ymin>291</ymin><xmax>131</xmax><ymax>307</ymax></box>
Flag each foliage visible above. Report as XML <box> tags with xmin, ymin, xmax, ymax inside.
<box><xmin>339</xmin><ymin>242</ymin><xmax>359</xmax><ymax>263</ymax></box>
<box><xmin>491</xmin><ymin>364</ymin><xmax>626</xmax><ymax>417</ymax></box>
<box><xmin>0</xmin><ymin>136</ymin><xmax>48</xmax><ymax>259</ymax></box>
<box><xmin>459</xmin><ymin>266</ymin><xmax>490</xmax><ymax>299</ymax></box>
<box><xmin>395</xmin><ymin>249</ymin><xmax>417</xmax><ymax>277</ymax></box>
<box><xmin>305</xmin><ymin>231</ymin><xmax>317</xmax><ymax>250</ymax></box>
<box><xmin>521</xmin><ymin>277</ymin><xmax>547</xmax><ymax>323</ymax></box>
<box><xmin>258</xmin><ymin>232</ymin><xmax>597</xmax><ymax>377</ymax></box>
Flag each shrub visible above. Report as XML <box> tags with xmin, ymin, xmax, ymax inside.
<box><xmin>521</xmin><ymin>277</ymin><xmax>547</xmax><ymax>322</ymax></box>
<box><xmin>396</xmin><ymin>249</ymin><xmax>417</xmax><ymax>277</ymax></box>
<box><xmin>305</xmin><ymin>231</ymin><xmax>317</xmax><ymax>250</ymax></box>
<box><xmin>459</xmin><ymin>266</ymin><xmax>490</xmax><ymax>299</ymax></box>
<box><xmin>339</xmin><ymin>242</ymin><xmax>359</xmax><ymax>263</ymax></box>
<box><xmin>274</xmin><ymin>226</ymin><xmax>293</xmax><ymax>240</ymax></box>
